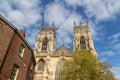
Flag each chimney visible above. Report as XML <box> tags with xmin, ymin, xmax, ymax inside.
<box><xmin>19</xmin><ymin>29</ymin><xmax>25</xmax><ymax>37</ymax></box>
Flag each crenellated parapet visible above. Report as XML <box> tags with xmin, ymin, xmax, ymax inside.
<box><xmin>73</xmin><ymin>20</ymin><xmax>97</xmax><ymax>56</ymax></box>
<box><xmin>40</xmin><ymin>22</ymin><xmax>55</xmax><ymax>32</ymax></box>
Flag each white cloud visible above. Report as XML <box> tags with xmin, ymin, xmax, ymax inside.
<box><xmin>100</xmin><ymin>57</ymin><xmax>108</xmax><ymax>62</ymax></box>
<box><xmin>114</xmin><ymin>43</ymin><xmax>120</xmax><ymax>49</ymax></box>
<box><xmin>0</xmin><ymin>0</ymin><xmax>41</xmax><ymax>48</ymax></box>
<box><xmin>112</xmin><ymin>33</ymin><xmax>120</xmax><ymax>39</ymax></box>
<box><xmin>0</xmin><ymin>0</ymin><xmax>41</xmax><ymax>29</ymax></box>
<box><xmin>65</xmin><ymin>0</ymin><xmax>81</xmax><ymax>7</ymax></box>
<box><xmin>111</xmin><ymin>64</ymin><xmax>120</xmax><ymax>80</ymax></box>
<box><xmin>65</xmin><ymin>0</ymin><xmax>120</xmax><ymax>21</ymax></box>
<box><xmin>100</xmin><ymin>51</ymin><xmax>115</xmax><ymax>56</ymax></box>
<box><xmin>0</xmin><ymin>0</ymin><xmax>104</xmax><ymax>48</ymax></box>
<box><xmin>26</xmin><ymin>27</ymin><xmax>40</xmax><ymax>48</ymax></box>
<box><xmin>44</xmin><ymin>2</ymin><xmax>71</xmax><ymax>26</ymax></box>
<box><xmin>100</xmin><ymin>32</ymin><xmax>120</xmax><ymax>57</ymax></box>
<box><xmin>108</xmin><ymin>33</ymin><xmax>120</xmax><ymax>50</ymax></box>
<box><xmin>44</xmin><ymin>1</ymin><xmax>103</xmax><ymax>48</ymax></box>
<box><xmin>44</xmin><ymin>1</ymin><xmax>83</xmax><ymax>48</ymax></box>
<box><xmin>108</xmin><ymin>32</ymin><xmax>120</xmax><ymax>44</ymax></box>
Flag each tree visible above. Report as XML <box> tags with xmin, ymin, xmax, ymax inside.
<box><xmin>100</xmin><ymin>62</ymin><xmax>117</xmax><ymax>80</ymax></box>
<box><xmin>60</xmin><ymin>51</ymin><xmax>104</xmax><ymax>80</ymax></box>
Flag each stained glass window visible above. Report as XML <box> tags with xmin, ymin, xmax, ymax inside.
<box><xmin>38</xmin><ymin>59</ymin><xmax>45</xmax><ymax>72</ymax></box>
<box><xmin>55</xmin><ymin>59</ymin><xmax>65</xmax><ymax>80</ymax></box>
<box><xmin>80</xmin><ymin>36</ymin><xmax>86</xmax><ymax>50</ymax></box>
<box><xmin>42</xmin><ymin>38</ymin><xmax>48</xmax><ymax>51</ymax></box>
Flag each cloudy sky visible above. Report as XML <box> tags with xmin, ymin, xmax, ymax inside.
<box><xmin>0</xmin><ymin>0</ymin><xmax>120</xmax><ymax>79</ymax></box>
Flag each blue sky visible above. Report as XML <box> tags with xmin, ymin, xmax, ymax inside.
<box><xmin>0</xmin><ymin>0</ymin><xmax>120</xmax><ymax>79</ymax></box>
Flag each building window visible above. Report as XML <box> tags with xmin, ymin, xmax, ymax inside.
<box><xmin>38</xmin><ymin>59</ymin><xmax>45</xmax><ymax>72</ymax></box>
<box><xmin>27</xmin><ymin>76</ymin><xmax>30</xmax><ymax>80</ymax></box>
<box><xmin>10</xmin><ymin>64</ymin><xmax>19</xmax><ymax>80</ymax></box>
<box><xmin>18</xmin><ymin>44</ymin><xmax>25</xmax><ymax>56</ymax></box>
<box><xmin>80</xmin><ymin>36</ymin><xmax>86</xmax><ymax>50</ymax></box>
<box><xmin>42</xmin><ymin>38</ymin><xmax>48</xmax><ymax>51</ymax></box>
<box><xmin>55</xmin><ymin>59</ymin><xmax>65</xmax><ymax>80</ymax></box>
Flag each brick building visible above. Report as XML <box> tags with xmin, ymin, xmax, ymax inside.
<box><xmin>0</xmin><ymin>15</ymin><xmax>36</xmax><ymax>80</ymax></box>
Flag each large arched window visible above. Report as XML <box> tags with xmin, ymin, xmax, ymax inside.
<box><xmin>42</xmin><ymin>37</ymin><xmax>48</xmax><ymax>51</ymax></box>
<box><xmin>55</xmin><ymin>59</ymin><xmax>65</xmax><ymax>80</ymax></box>
<box><xmin>80</xmin><ymin>36</ymin><xmax>86</xmax><ymax>50</ymax></box>
<box><xmin>38</xmin><ymin>59</ymin><xmax>45</xmax><ymax>72</ymax></box>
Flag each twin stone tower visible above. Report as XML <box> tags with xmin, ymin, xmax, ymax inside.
<box><xmin>34</xmin><ymin>21</ymin><xmax>97</xmax><ymax>80</ymax></box>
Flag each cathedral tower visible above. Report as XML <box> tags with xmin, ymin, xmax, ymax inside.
<box><xmin>73</xmin><ymin>20</ymin><xmax>97</xmax><ymax>55</ymax></box>
<box><xmin>34</xmin><ymin>22</ymin><xmax>56</xmax><ymax>56</ymax></box>
<box><xmin>34</xmin><ymin>22</ymin><xmax>56</xmax><ymax>80</ymax></box>
<box><xmin>34</xmin><ymin>20</ymin><xmax>97</xmax><ymax>80</ymax></box>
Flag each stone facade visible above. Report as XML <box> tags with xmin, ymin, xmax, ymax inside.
<box><xmin>34</xmin><ymin>21</ymin><xmax>97</xmax><ymax>80</ymax></box>
<box><xmin>73</xmin><ymin>21</ymin><xmax>96</xmax><ymax>55</ymax></box>
<box><xmin>0</xmin><ymin>15</ymin><xmax>36</xmax><ymax>80</ymax></box>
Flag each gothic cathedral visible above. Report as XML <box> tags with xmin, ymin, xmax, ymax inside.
<box><xmin>34</xmin><ymin>21</ymin><xmax>97</xmax><ymax>80</ymax></box>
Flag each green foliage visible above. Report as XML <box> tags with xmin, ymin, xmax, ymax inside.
<box><xmin>60</xmin><ymin>51</ymin><xmax>104</xmax><ymax>80</ymax></box>
<box><xmin>100</xmin><ymin>62</ymin><xmax>117</xmax><ymax>80</ymax></box>
<box><xmin>59</xmin><ymin>51</ymin><xmax>116</xmax><ymax>80</ymax></box>
<box><xmin>105</xmin><ymin>70</ymin><xmax>116</xmax><ymax>80</ymax></box>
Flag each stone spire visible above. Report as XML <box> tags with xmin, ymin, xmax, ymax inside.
<box><xmin>46</xmin><ymin>23</ymin><xmax>48</xmax><ymax>29</ymax></box>
<box><xmin>80</xmin><ymin>21</ymin><xmax>82</xmax><ymax>27</ymax></box>
<box><xmin>52</xmin><ymin>21</ymin><xmax>55</xmax><ymax>30</ymax></box>
<box><xmin>74</xmin><ymin>20</ymin><xmax>76</xmax><ymax>26</ymax></box>
<box><xmin>40</xmin><ymin>23</ymin><xmax>43</xmax><ymax>31</ymax></box>
<box><xmin>74</xmin><ymin>20</ymin><xmax>76</xmax><ymax>30</ymax></box>
<box><xmin>62</xmin><ymin>41</ymin><xmax>65</xmax><ymax>47</ymax></box>
<box><xmin>86</xmin><ymin>20</ymin><xmax>89</xmax><ymax>27</ymax></box>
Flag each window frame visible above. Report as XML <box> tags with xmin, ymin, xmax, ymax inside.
<box><xmin>41</xmin><ymin>38</ymin><xmax>48</xmax><ymax>51</ymax></box>
<box><xmin>38</xmin><ymin>59</ymin><xmax>45</xmax><ymax>72</ymax></box>
<box><xmin>10</xmin><ymin>64</ymin><xmax>19</xmax><ymax>80</ymax></box>
<box><xmin>55</xmin><ymin>59</ymin><xmax>65</xmax><ymax>80</ymax></box>
<box><xmin>18</xmin><ymin>43</ymin><xmax>25</xmax><ymax>57</ymax></box>
<box><xmin>80</xmin><ymin>36</ymin><xmax>86</xmax><ymax>50</ymax></box>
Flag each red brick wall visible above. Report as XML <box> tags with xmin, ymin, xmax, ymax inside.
<box><xmin>0</xmin><ymin>17</ymin><xmax>35</xmax><ymax>80</ymax></box>
<box><xmin>0</xmin><ymin>33</ymin><xmax>35</xmax><ymax>80</ymax></box>
<box><xmin>0</xmin><ymin>19</ymin><xmax>14</xmax><ymax>68</ymax></box>
<box><xmin>27</xmin><ymin>58</ymin><xmax>35</xmax><ymax>80</ymax></box>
